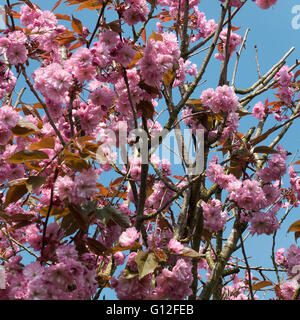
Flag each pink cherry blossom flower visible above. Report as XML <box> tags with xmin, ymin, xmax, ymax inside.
<box><xmin>6</xmin><ymin>43</ymin><xmax>28</xmax><ymax>65</ymax></box>
<box><xmin>8</xmin><ymin>31</ymin><xmax>27</xmax><ymax>44</ymax></box>
<box><xmin>201</xmin><ymin>199</ymin><xmax>228</xmax><ymax>232</ymax></box>
<box><xmin>89</xmin><ymin>85</ymin><xmax>115</xmax><ymax>107</ymax></box>
<box><xmin>114</xmin><ymin>42</ymin><xmax>136</xmax><ymax>68</ymax></box>
<box><xmin>252</xmin><ymin>101</ymin><xmax>265</xmax><ymax>120</ymax></box>
<box><xmin>168</xmin><ymin>239</ymin><xmax>184</xmax><ymax>254</ymax></box>
<box><xmin>275</xmin><ymin>248</ymin><xmax>286</xmax><ymax>265</ymax></box>
<box><xmin>219</xmin><ymin>0</ymin><xmax>243</xmax><ymax>7</ymax></box>
<box><xmin>73</xmin><ymin>168</ymin><xmax>99</xmax><ymax>202</ymax></box>
<box><xmin>119</xmin><ymin>227</ymin><xmax>140</xmax><ymax>247</ymax></box>
<box><xmin>0</xmin><ymin>105</ymin><xmax>20</xmax><ymax>129</ymax></box>
<box><xmin>255</xmin><ymin>0</ymin><xmax>278</xmax><ymax>10</ymax></box>
<box><xmin>0</xmin><ymin>123</ymin><xmax>12</xmax><ymax>146</ymax></box>
<box><xmin>114</xmin><ymin>252</ymin><xmax>126</xmax><ymax>266</ymax></box>
<box><xmin>54</xmin><ymin>175</ymin><xmax>74</xmax><ymax>201</ymax></box>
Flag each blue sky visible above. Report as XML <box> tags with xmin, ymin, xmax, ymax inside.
<box><xmin>0</xmin><ymin>0</ymin><xmax>300</xmax><ymax>299</ymax></box>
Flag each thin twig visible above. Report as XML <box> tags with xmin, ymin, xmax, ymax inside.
<box><xmin>86</xmin><ymin>1</ymin><xmax>108</xmax><ymax>48</ymax></box>
<box><xmin>231</xmin><ymin>28</ymin><xmax>250</xmax><ymax>87</ymax></box>
<box><xmin>254</xmin><ymin>45</ymin><xmax>262</xmax><ymax>79</ymax></box>
<box><xmin>185</xmin><ymin>0</ymin><xmax>248</xmax><ymax>58</ymax></box>
<box><xmin>238</xmin><ymin>224</ymin><xmax>254</xmax><ymax>300</ymax></box>
<box><xmin>40</xmin><ymin>168</ymin><xmax>59</xmax><ymax>264</ymax></box>
<box><xmin>13</xmin><ymin>87</ymin><xmax>26</xmax><ymax>108</ymax></box>
<box><xmin>6</xmin><ymin>0</ymin><xmax>15</xmax><ymax>31</ymax></box>
<box><xmin>20</xmin><ymin>65</ymin><xmax>66</xmax><ymax>146</ymax></box>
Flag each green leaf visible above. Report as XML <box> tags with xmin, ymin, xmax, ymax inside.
<box><xmin>6</xmin><ymin>150</ymin><xmax>49</xmax><ymax>164</ymax></box>
<box><xmin>136</xmin><ymin>100</ymin><xmax>155</xmax><ymax>120</ymax></box>
<box><xmin>109</xmin><ymin>207</ymin><xmax>132</xmax><ymax>229</ymax></box>
<box><xmin>12</xmin><ymin>119</ymin><xmax>40</xmax><ymax>137</ymax></box>
<box><xmin>181</xmin><ymin>247</ymin><xmax>205</xmax><ymax>259</ymax></box>
<box><xmin>288</xmin><ymin>220</ymin><xmax>300</xmax><ymax>233</ymax></box>
<box><xmin>253</xmin><ymin>146</ymin><xmax>278</xmax><ymax>154</ymax></box>
<box><xmin>121</xmin><ymin>267</ymin><xmax>139</xmax><ymax>280</ymax></box>
<box><xmin>111</xmin><ymin>242</ymin><xmax>142</xmax><ymax>253</ymax></box>
<box><xmin>250</xmin><ymin>128</ymin><xmax>274</xmax><ymax>146</ymax></box>
<box><xmin>148</xmin><ymin>31</ymin><xmax>163</xmax><ymax>42</ymax></box>
<box><xmin>29</xmin><ymin>137</ymin><xmax>55</xmax><ymax>150</ymax></box>
<box><xmin>61</xmin><ymin>214</ymin><xmax>79</xmax><ymax>236</ymax></box>
<box><xmin>86</xmin><ymin>237</ymin><xmax>110</xmax><ymax>256</ymax></box>
<box><xmin>26</xmin><ymin>176</ymin><xmax>46</xmax><ymax>193</ymax></box>
<box><xmin>95</xmin><ymin>207</ymin><xmax>131</xmax><ymax>229</ymax></box>
<box><xmin>252</xmin><ymin>281</ymin><xmax>273</xmax><ymax>291</ymax></box>
<box><xmin>4</xmin><ymin>182</ymin><xmax>28</xmax><ymax>207</ymax></box>
<box><xmin>135</xmin><ymin>251</ymin><xmax>158</xmax><ymax>280</ymax></box>
<box><xmin>72</xmin><ymin>15</ymin><xmax>83</xmax><ymax>34</ymax></box>
<box><xmin>69</xmin><ymin>203</ymin><xmax>89</xmax><ymax>233</ymax></box>
<box><xmin>94</xmin><ymin>207</ymin><xmax>113</xmax><ymax>225</ymax></box>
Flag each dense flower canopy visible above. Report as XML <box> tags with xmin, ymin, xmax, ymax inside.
<box><xmin>0</xmin><ymin>0</ymin><xmax>299</xmax><ymax>301</ymax></box>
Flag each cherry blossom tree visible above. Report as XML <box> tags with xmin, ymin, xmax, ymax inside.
<box><xmin>0</xmin><ymin>0</ymin><xmax>299</xmax><ymax>300</ymax></box>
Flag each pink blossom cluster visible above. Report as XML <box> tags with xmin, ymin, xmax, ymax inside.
<box><xmin>147</xmin><ymin>227</ymin><xmax>173</xmax><ymax>250</ymax></box>
<box><xmin>0</xmin><ymin>105</ymin><xmax>20</xmax><ymax>146</ymax></box>
<box><xmin>113</xmin><ymin>69</ymin><xmax>159</xmax><ymax>126</ymax></box>
<box><xmin>111</xmin><ymin>272</ymin><xmax>152</xmax><ymax>300</ymax></box>
<box><xmin>276</xmin><ymin>245</ymin><xmax>300</xmax><ymax>283</ymax></box>
<box><xmin>274</xmin><ymin>65</ymin><xmax>294</xmax><ymax>106</ymax></box>
<box><xmin>286</xmin><ymin>246</ymin><xmax>300</xmax><ymax>282</ymax></box>
<box><xmin>206</xmin><ymin>157</ymin><xmax>271</xmax><ymax>212</ymax></box>
<box><xmin>92</xmin><ymin>30</ymin><xmax>136</xmax><ymax>69</ymax></box>
<box><xmin>0</xmin><ymin>0</ymin><xmax>296</xmax><ymax>302</ymax></box>
<box><xmin>252</xmin><ymin>101</ymin><xmax>266</xmax><ymax>120</ymax></box>
<box><xmin>157</xmin><ymin>0</ymin><xmax>201</xmax><ymax>17</ymax></box>
<box><xmin>138</xmin><ymin>32</ymin><xmax>180</xmax><ymax>87</ymax></box>
<box><xmin>215</xmin><ymin>28</ymin><xmax>242</xmax><ymax>61</ymax></box>
<box><xmin>110</xmin><ymin>250</ymin><xmax>152</xmax><ymax>300</ymax></box>
<box><xmin>289</xmin><ymin>166</ymin><xmax>300</xmax><ymax>202</ymax></box>
<box><xmin>168</xmin><ymin>238</ymin><xmax>185</xmax><ymax>254</ymax></box>
<box><xmin>222</xmin><ymin>272</ymin><xmax>258</xmax><ymax>300</ymax></box>
<box><xmin>277</xmin><ymin>281</ymin><xmax>300</xmax><ymax>300</ymax></box>
<box><xmin>19</xmin><ymin>5</ymin><xmax>66</xmax><ymax>52</ymax></box>
<box><xmin>181</xmin><ymin>107</ymin><xmax>208</xmax><ymax>134</ymax></box>
<box><xmin>201</xmin><ymin>85</ymin><xmax>239</xmax><ymax>113</ymax></box>
<box><xmin>229</xmin><ymin>179</ymin><xmax>267</xmax><ymax>211</ymax></box>
<box><xmin>72</xmin><ymin>83</ymin><xmax>115</xmax><ymax>133</ymax></box>
<box><xmin>0</xmin><ymin>58</ymin><xmax>17</xmax><ymax>99</ymax></box>
<box><xmin>218</xmin><ymin>0</ymin><xmax>243</xmax><ymax>8</ymax></box>
<box><xmin>0</xmin><ymin>31</ymin><xmax>28</xmax><ymax>65</ymax></box>
<box><xmin>206</xmin><ymin>156</ymin><xmax>282</xmax><ymax>235</ymax></box>
<box><xmin>220</xmin><ymin>0</ymin><xmax>278</xmax><ymax>9</ymax></box>
<box><xmin>2</xmin><ymin>245</ymin><xmax>97</xmax><ymax>300</ymax></box>
<box><xmin>219</xmin><ymin>111</ymin><xmax>240</xmax><ymax>141</ymax></box>
<box><xmin>64</xmin><ymin>47</ymin><xmax>96</xmax><ymax>83</ymax></box>
<box><xmin>247</xmin><ymin>206</ymin><xmax>280</xmax><ymax>236</ymax></box>
<box><xmin>123</xmin><ymin>0</ymin><xmax>150</xmax><ymax>26</ymax></box>
<box><xmin>190</xmin><ymin>7</ymin><xmax>217</xmax><ymax>43</ymax></box>
<box><xmin>97</xmin><ymin>222</ymin><xmax>122</xmax><ymax>249</ymax></box>
<box><xmin>32</xmin><ymin>63</ymin><xmax>73</xmax><ymax>105</ymax></box>
<box><xmin>0</xmin><ymin>161</ymin><xmax>25</xmax><ymax>184</ymax></box>
<box><xmin>145</xmin><ymin>180</ymin><xmax>176</xmax><ymax>210</ymax></box>
<box><xmin>150</xmin><ymin>258</ymin><xmax>193</xmax><ymax>299</ymax></box>
<box><xmin>201</xmin><ymin>199</ymin><xmax>228</xmax><ymax>232</ymax></box>
<box><xmin>173</xmin><ymin>58</ymin><xmax>198</xmax><ymax>87</ymax></box>
<box><xmin>54</xmin><ymin>168</ymin><xmax>99</xmax><ymax>204</ymax></box>
<box><xmin>257</xmin><ymin>145</ymin><xmax>287</xmax><ymax>183</ymax></box>
<box><xmin>255</xmin><ymin>0</ymin><xmax>278</xmax><ymax>10</ymax></box>
<box><xmin>74</xmin><ymin>101</ymin><xmax>105</xmax><ymax>133</ymax></box>
<box><xmin>119</xmin><ymin>227</ymin><xmax>140</xmax><ymax>247</ymax></box>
